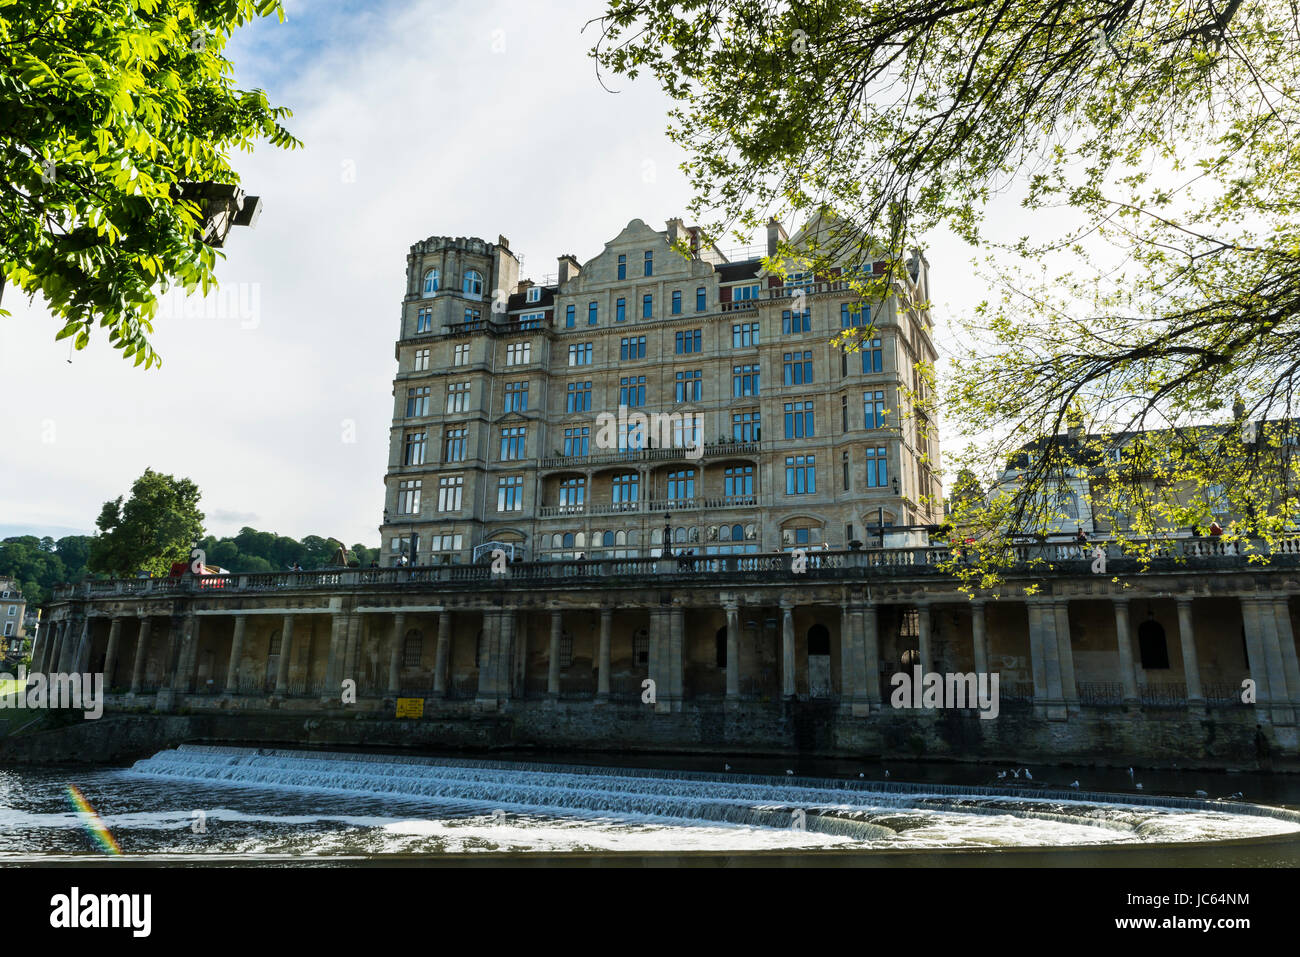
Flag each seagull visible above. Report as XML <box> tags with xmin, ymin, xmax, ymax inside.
<box><xmin>1136</xmin><ymin>783</ymin><xmax>1144</xmax><ymax>790</ymax></box>
<box><xmin>1069</xmin><ymin>781</ymin><xmax>1080</xmax><ymax>789</ymax></box>
<box><xmin>884</xmin><ymin>770</ymin><xmax>890</xmax><ymax>778</ymax></box>
<box><xmin>785</xmin><ymin>769</ymin><xmax>794</xmax><ymax>776</ymax></box>
<box><xmin>858</xmin><ymin>772</ymin><xmax>865</xmax><ymax>778</ymax></box>
<box><xmin>724</xmin><ymin>763</ymin><xmax>731</xmax><ymax>771</ymax></box>
<box><xmin>1195</xmin><ymin>789</ymin><xmax>1208</xmax><ymax>797</ymax></box>
<box><xmin>1024</xmin><ymin>769</ymin><xmax>1033</xmax><ymax>781</ymax></box>
<box><xmin>1228</xmin><ymin>791</ymin><xmax>1243</xmax><ymax>799</ymax></box>
<box><xmin>997</xmin><ymin>771</ymin><xmax>1007</xmax><ymax>780</ymax></box>
<box><xmin>1011</xmin><ymin>768</ymin><xmax>1020</xmax><ymax>779</ymax></box>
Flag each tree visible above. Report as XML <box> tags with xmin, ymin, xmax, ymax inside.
<box><xmin>0</xmin><ymin>0</ymin><xmax>300</xmax><ymax>367</ymax></box>
<box><xmin>88</xmin><ymin>468</ymin><xmax>204</xmax><ymax>576</ymax></box>
<box><xmin>594</xmin><ymin>0</ymin><xmax>1300</xmax><ymax>581</ymax></box>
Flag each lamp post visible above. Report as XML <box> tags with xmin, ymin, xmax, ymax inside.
<box><xmin>663</xmin><ymin>512</ymin><xmax>672</xmax><ymax>559</ymax></box>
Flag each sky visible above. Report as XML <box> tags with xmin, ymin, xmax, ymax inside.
<box><xmin>0</xmin><ymin>0</ymin><xmax>991</xmax><ymax>547</ymax></box>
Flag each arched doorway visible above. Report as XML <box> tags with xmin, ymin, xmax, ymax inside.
<box><xmin>1138</xmin><ymin>619</ymin><xmax>1170</xmax><ymax>670</ymax></box>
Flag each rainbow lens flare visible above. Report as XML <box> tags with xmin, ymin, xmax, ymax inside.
<box><xmin>66</xmin><ymin>784</ymin><xmax>122</xmax><ymax>855</ymax></box>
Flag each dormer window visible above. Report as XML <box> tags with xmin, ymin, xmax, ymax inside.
<box><xmin>463</xmin><ymin>270</ymin><xmax>483</xmax><ymax>299</ymax></box>
<box><xmin>422</xmin><ymin>269</ymin><xmax>439</xmax><ymax>296</ymax></box>
<box><xmin>526</xmin><ymin>286</ymin><xmax>541</xmax><ymax>303</ymax></box>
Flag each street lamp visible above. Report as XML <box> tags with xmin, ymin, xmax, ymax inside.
<box><xmin>663</xmin><ymin>512</ymin><xmax>672</xmax><ymax>559</ymax></box>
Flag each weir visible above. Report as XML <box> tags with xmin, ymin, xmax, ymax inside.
<box><xmin>126</xmin><ymin>745</ymin><xmax>1300</xmax><ymax>846</ymax></box>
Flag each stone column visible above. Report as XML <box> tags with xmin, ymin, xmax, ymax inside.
<box><xmin>129</xmin><ymin>617</ymin><xmax>151</xmax><ymax>694</ymax></box>
<box><xmin>971</xmin><ymin>601</ymin><xmax>989</xmax><ymax>677</ymax></box>
<box><xmin>547</xmin><ymin>610</ymin><xmax>563</xmax><ymax>697</ymax></box>
<box><xmin>322</xmin><ymin>610</ymin><xmax>347</xmax><ymax>703</ymax></box>
<box><xmin>476</xmin><ymin>610</ymin><xmax>515</xmax><ymax>706</ymax></box>
<box><xmin>433</xmin><ymin>611</ymin><xmax>451</xmax><ymax>697</ymax></box>
<box><xmin>35</xmin><ymin>621</ymin><xmax>57</xmax><ymax>673</ymax></box>
<box><xmin>224</xmin><ymin>614</ymin><xmax>248</xmax><ymax>693</ymax></box>
<box><xmin>725</xmin><ymin>604</ymin><xmax>741</xmax><ymax>699</ymax></box>
<box><xmin>1113</xmin><ymin>599</ymin><xmax>1140</xmax><ymax>706</ymax></box>
<box><xmin>170</xmin><ymin>614</ymin><xmax>202</xmax><ymax>694</ymax></box>
<box><xmin>596</xmin><ymin>608</ymin><xmax>612</xmax><ymax>701</ymax></box>
<box><xmin>648</xmin><ymin>607</ymin><xmax>666</xmax><ymax>709</ymax></box>
<box><xmin>1053</xmin><ymin>600</ymin><xmax>1078</xmax><ymax>712</ymax></box>
<box><xmin>1176</xmin><ymin>597</ymin><xmax>1204</xmax><ymax>705</ymax></box>
<box><xmin>838</xmin><ymin>604</ymin><xmax>856</xmax><ymax>703</ymax></box>
<box><xmin>343</xmin><ymin>613</ymin><xmax>361</xmax><ymax>689</ymax></box>
<box><xmin>1027</xmin><ymin>600</ymin><xmax>1065</xmax><ymax>720</ymax></box>
<box><xmin>386</xmin><ymin>612</ymin><xmax>406</xmax><ymax>697</ymax></box>
<box><xmin>275</xmin><ymin>614</ymin><xmax>295</xmax><ymax>695</ymax></box>
<box><xmin>863</xmin><ymin>604</ymin><xmax>881</xmax><ymax>707</ymax></box>
<box><xmin>74</xmin><ymin>616</ymin><xmax>96</xmax><ymax>674</ymax></box>
<box><xmin>59</xmin><ymin>617</ymin><xmax>84</xmax><ymax>673</ymax></box>
<box><xmin>917</xmin><ymin>604</ymin><xmax>932</xmax><ymax>674</ymax></box>
<box><xmin>1273</xmin><ymin>598</ymin><xmax>1300</xmax><ymax>709</ymax></box>
<box><xmin>668</xmin><ymin>605</ymin><xmax>685</xmax><ymax>709</ymax></box>
<box><xmin>780</xmin><ymin>601</ymin><xmax>796</xmax><ymax>698</ymax></box>
<box><xmin>101</xmin><ymin>617</ymin><xmax>123</xmax><ymax>689</ymax></box>
<box><xmin>1247</xmin><ymin>597</ymin><xmax>1294</xmax><ymax>725</ymax></box>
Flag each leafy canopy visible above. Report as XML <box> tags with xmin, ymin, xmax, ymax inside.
<box><xmin>0</xmin><ymin>0</ymin><xmax>299</xmax><ymax>367</ymax></box>
<box><xmin>88</xmin><ymin>467</ymin><xmax>205</xmax><ymax>576</ymax></box>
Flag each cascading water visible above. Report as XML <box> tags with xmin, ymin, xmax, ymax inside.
<box><xmin>97</xmin><ymin>744</ymin><xmax>1300</xmax><ymax>854</ymax></box>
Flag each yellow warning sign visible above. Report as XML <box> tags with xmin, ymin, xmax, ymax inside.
<box><xmin>395</xmin><ymin>697</ymin><xmax>424</xmax><ymax>719</ymax></box>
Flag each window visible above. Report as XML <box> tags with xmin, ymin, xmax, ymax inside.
<box><xmin>453</xmin><ymin>344</ymin><xmax>469</xmax><ymax>366</ymax></box>
<box><xmin>506</xmin><ymin>342</ymin><xmax>531</xmax><ymax>366</ymax></box>
<box><xmin>403</xmin><ymin>431</ymin><xmax>427</xmax><ymax>466</ymax></box>
<box><xmin>620</xmin><ymin>336</ymin><xmax>647</xmax><ymax>360</ymax></box>
<box><xmin>422</xmin><ymin>269</ymin><xmax>439</xmax><ymax>295</ymax></box>
<box><xmin>431</xmin><ymin>533</ymin><xmax>462</xmax><ymax>553</ymax></box>
<box><xmin>671</xmin><ymin>290</ymin><xmax>681</xmax><ymax>314</ymax></box>
<box><xmin>403</xmin><ymin>629</ymin><xmax>423</xmax><ymax>668</ymax></box>
<box><xmin>414</xmin><ymin>348</ymin><xmax>430</xmax><ymax>371</ymax></box>
<box><xmin>732</xmin><ymin>410</ymin><xmax>760</xmax><ymax>442</ymax></box>
<box><xmin>3</xmin><ymin>622</ymin><xmax>12</xmax><ymax>637</ymax></box>
<box><xmin>783</xmin><ymin>400</ymin><xmax>814</xmax><ymax>438</ymax></box>
<box><xmin>498</xmin><ymin>475</ymin><xmax>524</xmax><ymax>511</ymax></box>
<box><xmin>568</xmin><ymin>342</ymin><xmax>593</xmax><ymax>366</ymax></box>
<box><xmin>841</xmin><ymin>395</ymin><xmax>848</xmax><ymax>432</ymax></box>
<box><xmin>438</xmin><ymin>476</ymin><xmax>463</xmax><ymax>512</ymax></box>
<box><xmin>841</xmin><ymin>303</ymin><xmax>870</xmax><ymax>328</ymax></box>
<box><xmin>785</xmin><ymin>455</ymin><xmax>815</xmax><ymax>494</ymax></box>
<box><xmin>415</xmin><ymin>308</ymin><xmax>433</xmax><ymax>333</ymax></box>
<box><xmin>667</xmin><ymin>469</ymin><xmax>696</xmax><ymax>500</ymax></box>
<box><xmin>644</xmin><ymin>250</ymin><xmax>653</xmax><ymax>276</ymax></box>
<box><xmin>518</xmin><ymin>312</ymin><xmax>544</xmax><ymax>329</ymax></box>
<box><xmin>612</xmin><ymin>473</ymin><xmax>640</xmax><ymax>505</ymax></box>
<box><xmin>675</xmin><ymin>369</ymin><xmax>702</xmax><ymax>402</ymax></box>
<box><xmin>526</xmin><ymin>286</ymin><xmax>541</xmax><ymax>303</ymax></box>
<box><xmin>634</xmin><ymin>629</ymin><xmax>649</xmax><ymax>665</ymax></box>
<box><xmin>560</xmin><ymin>632</ymin><xmax>574</xmax><ymax>669</ymax></box>
<box><xmin>843</xmin><ymin>451</ymin><xmax>850</xmax><ymax>490</ymax></box>
<box><xmin>504</xmin><ymin>380</ymin><xmax>529</xmax><ymax>412</ymax></box>
<box><xmin>566</xmin><ymin>380</ymin><xmax>592</xmax><ymax>413</ymax></box>
<box><xmin>673</xmin><ymin>414</ymin><xmax>702</xmax><ymax>450</ymax></box>
<box><xmin>734</xmin><ymin>284</ymin><xmax>760</xmax><ymax>301</ymax></box>
<box><xmin>862</xmin><ymin>337</ymin><xmax>883</xmax><ymax>374</ymax></box>
<box><xmin>1138</xmin><ymin>620</ymin><xmax>1170</xmax><ymax>669</ymax></box>
<box><xmin>565</xmin><ymin>304</ymin><xmax>575</xmax><ymax>328</ymax></box>
<box><xmin>642</xmin><ymin>294</ymin><xmax>653</xmax><ymax>318</ymax></box>
<box><xmin>866</xmin><ymin>446</ymin><xmax>888</xmax><ymax>487</ymax></box>
<box><xmin>616</xmin><ymin>298</ymin><xmax>626</xmax><ymax>323</ymax></box>
<box><xmin>787</xmin><ymin>271</ymin><xmax>812</xmax><ymax>288</ymax></box>
<box><xmin>724</xmin><ymin>465</ymin><xmax>754</xmax><ymax>497</ymax></box>
<box><xmin>732</xmin><ymin>322</ymin><xmax>759</xmax><ymax>347</ymax></box>
<box><xmin>783</xmin><ymin>351</ymin><xmax>813</xmax><ymax>385</ymax></box>
<box><xmin>444</xmin><ymin>427</ymin><xmax>467</xmax><ymax>462</ymax></box>
<box><xmin>675</xmin><ymin>329</ymin><xmax>702</xmax><ymax>354</ymax></box>
<box><xmin>406</xmin><ymin>386</ymin><xmax>430</xmax><ymax>417</ymax></box>
<box><xmin>732</xmin><ymin>363</ymin><xmax>760</xmax><ymax>397</ymax></box>
<box><xmin>617</xmin><ymin>254</ymin><xmax>626</xmax><ymax>280</ymax></box>
<box><xmin>619</xmin><ymin>375</ymin><xmax>647</xmax><ymax>408</ymax></box>
<box><xmin>588</xmin><ymin>301</ymin><xmax>598</xmax><ymax>325</ymax></box>
<box><xmin>563</xmin><ymin>427</ymin><xmax>590</xmax><ymax>456</ymax></box>
<box><xmin>559</xmin><ymin>477</ymin><xmax>586</xmax><ymax>509</ymax></box>
<box><xmin>397</xmin><ymin>479</ymin><xmax>421</xmax><ymax>514</ymax></box>
<box><xmin>696</xmin><ymin>287</ymin><xmax>707</xmax><ymax>311</ymax></box>
<box><xmin>463</xmin><ymin>308</ymin><xmax>481</xmax><ymax>325</ymax></box>
<box><xmin>463</xmin><ymin>269</ymin><xmax>483</xmax><ymax>298</ymax></box>
<box><xmin>500</xmin><ymin>426</ymin><xmax>527</xmax><ymax>460</ymax></box>
<box><xmin>782</xmin><ymin>308</ymin><xmax>810</xmax><ymax>334</ymax></box>
<box><xmin>446</xmin><ymin>382</ymin><xmax>470</xmax><ymax>413</ymax></box>
<box><xmin>865</xmin><ymin>390</ymin><xmax>886</xmax><ymax>428</ymax></box>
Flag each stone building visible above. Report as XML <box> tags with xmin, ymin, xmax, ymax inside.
<box><xmin>1</xmin><ymin>577</ymin><xmax>27</xmax><ymax>658</ymax></box>
<box><xmin>378</xmin><ymin>215</ymin><xmax>943</xmax><ymax>567</ymax></box>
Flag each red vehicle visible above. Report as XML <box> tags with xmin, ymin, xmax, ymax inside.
<box><xmin>169</xmin><ymin>561</ymin><xmax>231</xmax><ymax>588</ymax></box>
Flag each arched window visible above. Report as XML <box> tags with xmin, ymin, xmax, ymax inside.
<box><xmin>463</xmin><ymin>269</ymin><xmax>483</xmax><ymax>298</ymax></box>
<box><xmin>1138</xmin><ymin>619</ymin><xmax>1170</xmax><ymax>669</ymax></box>
<box><xmin>575</xmin><ymin>531</ymin><xmax>586</xmax><ymax>548</ymax></box>
<box><xmin>733</xmin><ymin>524</ymin><xmax>744</xmax><ymax>542</ymax></box>
<box><xmin>674</xmin><ymin>526</ymin><xmax>687</xmax><ymax>543</ymax></box>
<box><xmin>422</xmin><ymin>268</ymin><xmax>439</xmax><ymax>295</ymax></box>
<box><xmin>1056</xmin><ymin>489</ymin><xmax>1079</xmax><ymax>519</ymax></box>
<box><xmin>603</xmin><ymin>531</ymin><xmax>615</xmax><ymax>547</ymax></box>
<box><xmin>715</xmin><ymin>627</ymin><xmax>728</xmax><ymax>668</ymax></box>
<box><xmin>807</xmin><ymin>624</ymin><xmax>831</xmax><ymax>656</ymax></box>
<box><xmin>562</xmin><ymin>532</ymin><xmax>575</xmax><ymax>548</ymax></box>
<box><xmin>403</xmin><ymin>628</ymin><xmax>424</xmax><ymax>668</ymax></box>
<box><xmin>719</xmin><ymin>524</ymin><xmax>732</xmax><ymax>542</ymax></box>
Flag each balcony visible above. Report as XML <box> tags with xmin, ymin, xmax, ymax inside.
<box><xmin>539</xmin><ymin>440</ymin><xmax>759</xmax><ymax>470</ymax></box>
<box><xmin>538</xmin><ymin>495</ymin><xmax>758</xmax><ymax>518</ymax></box>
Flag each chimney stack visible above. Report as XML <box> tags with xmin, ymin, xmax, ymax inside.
<box><xmin>557</xmin><ymin>254</ymin><xmax>580</xmax><ymax>285</ymax></box>
<box><xmin>766</xmin><ymin>217</ymin><xmax>788</xmax><ymax>258</ymax></box>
